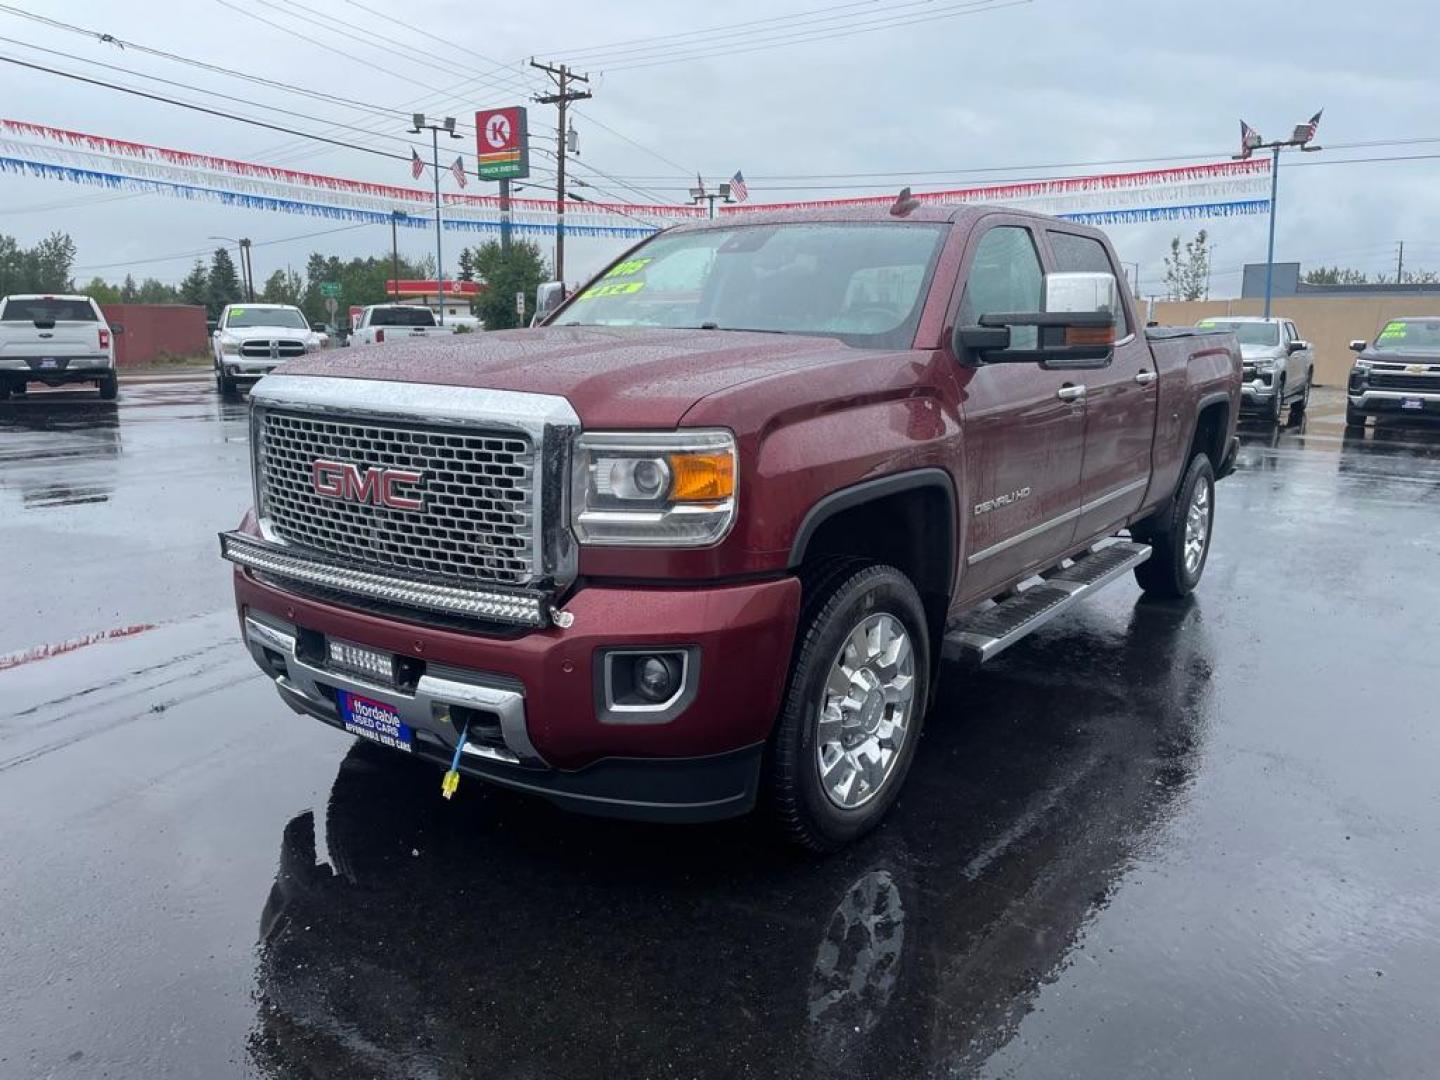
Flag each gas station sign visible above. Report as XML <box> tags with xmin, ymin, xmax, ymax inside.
<box><xmin>475</xmin><ymin>106</ymin><xmax>530</xmax><ymax>181</ymax></box>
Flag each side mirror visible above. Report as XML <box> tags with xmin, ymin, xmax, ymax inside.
<box><xmin>1287</xmin><ymin>340</ymin><xmax>1307</xmax><ymax>354</ymax></box>
<box><xmin>533</xmin><ymin>281</ymin><xmax>566</xmax><ymax>324</ymax></box>
<box><xmin>955</xmin><ymin>272</ymin><xmax>1120</xmax><ymax>368</ymax></box>
<box><xmin>110</xmin><ymin>323</ymin><xmax>125</xmax><ymax>335</ymax></box>
<box><xmin>311</xmin><ymin>322</ymin><xmax>326</xmax><ymax>333</ymax></box>
<box><xmin>1349</xmin><ymin>339</ymin><xmax>1368</xmax><ymax>353</ymax></box>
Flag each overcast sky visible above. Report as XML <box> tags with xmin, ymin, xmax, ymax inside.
<box><xmin>0</xmin><ymin>0</ymin><xmax>1435</xmax><ymax>296</ymax></box>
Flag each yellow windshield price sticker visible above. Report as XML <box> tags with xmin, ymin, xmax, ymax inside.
<box><xmin>603</xmin><ymin>258</ymin><xmax>653</xmax><ymax>279</ymax></box>
<box><xmin>1378</xmin><ymin>322</ymin><xmax>1407</xmax><ymax>340</ymax></box>
<box><xmin>1197</xmin><ymin>320</ymin><xmax>1216</xmax><ymax>328</ymax></box>
<box><xmin>581</xmin><ymin>281</ymin><xmax>646</xmax><ymax>300</ymax></box>
<box><xmin>231</xmin><ymin>307</ymin><xmax>246</xmax><ymax>317</ymax></box>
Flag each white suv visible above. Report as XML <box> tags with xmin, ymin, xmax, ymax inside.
<box><xmin>0</xmin><ymin>294</ymin><xmax>118</xmax><ymax>400</ymax></box>
<box><xmin>213</xmin><ymin>303</ymin><xmax>327</xmax><ymax>398</ymax></box>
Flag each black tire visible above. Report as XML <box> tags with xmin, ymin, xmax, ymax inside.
<box><xmin>1133</xmin><ymin>453</ymin><xmax>1216</xmax><ymax>600</ymax></box>
<box><xmin>98</xmin><ymin>371</ymin><xmax>118</xmax><ymax>401</ymax></box>
<box><xmin>216</xmin><ymin>363</ymin><xmax>239</xmax><ymax>399</ymax></box>
<box><xmin>1345</xmin><ymin>405</ymin><xmax>1368</xmax><ymax>429</ymax></box>
<box><xmin>0</xmin><ymin>383</ymin><xmax>9</xmax><ymax>401</ymax></box>
<box><xmin>1289</xmin><ymin>372</ymin><xmax>1311</xmax><ymax>423</ymax></box>
<box><xmin>1269</xmin><ymin>379</ymin><xmax>1285</xmax><ymax>425</ymax></box>
<box><xmin>765</xmin><ymin>561</ymin><xmax>931</xmax><ymax>853</ymax></box>
<box><xmin>11</xmin><ymin>381</ymin><xmax>26</xmax><ymax>396</ymax></box>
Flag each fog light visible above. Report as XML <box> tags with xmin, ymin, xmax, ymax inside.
<box><xmin>636</xmin><ymin>655</ymin><xmax>679</xmax><ymax>702</ymax></box>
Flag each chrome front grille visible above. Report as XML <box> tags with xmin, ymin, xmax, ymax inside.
<box><xmin>242</xmin><ymin>338</ymin><xmax>306</xmax><ymax>359</ymax></box>
<box><xmin>257</xmin><ymin>409</ymin><xmax>537</xmax><ymax>585</ymax></box>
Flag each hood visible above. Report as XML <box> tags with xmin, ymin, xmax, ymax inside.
<box><xmin>225</xmin><ymin>324</ymin><xmax>317</xmax><ymax>338</ymax></box>
<box><xmin>1239</xmin><ymin>344</ymin><xmax>1283</xmax><ymax>361</ymax></box>
<box><xmin>1361</xmin><ymin>345</ymin><xmax>1440</xmax><ymax>362</ymax></box>
<box><xmin>273</xmin><ymin>325</ymin><xmax>875</xmax><ymax>427</ymax></box>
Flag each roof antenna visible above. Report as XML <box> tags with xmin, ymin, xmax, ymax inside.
<box><xmin>889</xmin><ymin>186</ymin><xmax>921</xmax><ymax>217</ymax></box>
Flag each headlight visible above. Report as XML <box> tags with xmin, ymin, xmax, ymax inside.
<box><xmin>1353</xmin><ymin>358</ymin><xmax>1372</xmax><ymax>372</ymax></box>
<box><xmin>1253</xmin><ymin>358</ymin><xmax>1276</xmax><ymax>372</ymax></box>
<box><xmin>220</xmin><ymin>338</ymin><xmax>241</xmax><ymax>355</ymax></box>
<box><xmin>572</xmin><ymin>430</ymin><xmax>737</xmax><ymax>546</ymax></box>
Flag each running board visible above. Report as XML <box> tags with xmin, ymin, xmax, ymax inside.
<box><xmin>943</xmin><ymin>541</ymin><xmax>1152</xmax><ymax>665</ymax></box>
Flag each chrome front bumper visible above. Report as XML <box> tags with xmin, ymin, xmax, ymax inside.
<box><xmin>1240</xmin><ymin>381</ymin><xmax>1276</xmax><ymax>402</ymax></box>
<box><xmin>242</xmin><ymin>612</ymin><xmax>545</xmax><ymax>767</ymax></box>
<box><xmin>1349</xmin><ymin>389</ymin><xmax>1440</xmax><ymax>408</ymax></box>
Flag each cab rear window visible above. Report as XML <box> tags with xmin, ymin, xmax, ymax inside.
<box><xmin>1</xmin><ymin>298</ymin><xmax>98</xmax><ymax>322</ymax></box>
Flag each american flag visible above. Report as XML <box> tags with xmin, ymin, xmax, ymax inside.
<box><xmin>1237</xmin><ymin>120</ymin><xmax>1262</xmax><ymax>159</ymax></box>
<box><xmin>410</xmin><ymin>148</ymin><xmax>425</xmax><ymax>180</ymax></box>
<box><xmin>1300</xmin><ymin>109</ymin><xmax>1323</xmax><ymax>143</ymax></box>
<box><xmin>450</xmin><ymin>155</ymin><xmax>468</xmax><ymax>188</ymax></box>
<box><xmin>729</xmin><ymin>170</ymin><xmax>748</xmax><ymax>203</ymax></box>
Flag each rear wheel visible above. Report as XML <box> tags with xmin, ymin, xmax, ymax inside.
<box><xmin>766</xmin><ymin>562</ymin><xmax>930</xmax><ymax>852</ymax></box>
<box><xmin>1133</xmin><ymin>453</ymin><xmax>1216</xmax><ymax>599</ymax></box>
<box><xmin>98</xmin><ymin>371</ymin><xmax>118</xmax><ymax>401</ymax></box>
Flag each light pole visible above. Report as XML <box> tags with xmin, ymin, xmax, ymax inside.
<box><xmin>208</xmin><ymin>235</ymin><xmax>253</xmax><ymax>301</ymax></box>
<box><xmin>409</xmin><ymin>114</ymin><xmax>463</xmax><ymax>325</ymax></box>
<box><xmin>1233</xmin><ymin>111</ymin><xmax>1323</xmax><ymax>318</ymax></box>
<box><xmin>689</xmin><ymin>179</ymin><xmax>734</xmax><ymax>219</ymax></box>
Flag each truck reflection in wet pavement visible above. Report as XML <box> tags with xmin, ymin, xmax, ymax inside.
<box><xmin>0</xmin><ymin>397</ymin><xmax>121</xmax><ymax>508</ymax></box>
<box><xmin>250</xmin><ymin>597</ymin><xmax>1212</xmax><ymax>1079</ymax></box>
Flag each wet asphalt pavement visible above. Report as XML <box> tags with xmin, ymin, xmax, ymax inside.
<box><xmin>2</xmin><ymin>377</ymin><xmax>1439</xmax><ymax>1079</ymax></box>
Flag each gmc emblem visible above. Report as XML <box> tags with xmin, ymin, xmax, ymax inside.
<box><xmin>312</xmin><ymin>459</ymin><xmax>424</xmax><ymax>511</ymax></box>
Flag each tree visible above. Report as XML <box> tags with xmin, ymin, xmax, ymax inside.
<box><xmin>467</xmin><ymin>240</ymin><xmax>550</xmax><ymax>331</ymax></box>
<box><xmin>261</xmin><ymin>267</ymin><xmax>304</xmax><ymax>306</ymax></box>
<box><xmin>179</xmin><ymin>259</ymin><xmax>209</xmax><ymax>308</ymax></box>
<box><xmin>1162</xmin><ymin>229</ymin><xmax>1211</xmax><ymax>301</ymax></box>
<box><xmin>81</xmin><ymin>276</ymin><xmax>121</xmax><ymax>304</ymax></box>
<box><xmin>120</xmin><ymin>274</ymin><xmax>139</xmax><ymax>303</ymax></box>
<box><xmin>1304</xmin><ymin>265</ymin><xmax>1369</xmax><ymax>286</ymax></box>
<box><xmin>457</xmin><ymin>248</ymin><xmax>475</xmax><ymax>283</ymax></box>
<box><xmin>27</xmin><ymin>232</ymin><xmax>77</xmax><ymax>292</ymax></box>
<box><xmin>206</xmin><ymin>247</ymin><xmax>243</xmax><ymax>319</ymax></box>
<box><xmin>138</xmin><ymin>277</ymin><xmax>179</xmax><ymax>304</ymax></box>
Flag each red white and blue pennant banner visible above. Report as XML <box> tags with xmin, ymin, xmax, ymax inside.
<box><xmin>0</xmin><ymin>118</ymin><xmax>1271</xmax><ymax>235</ymax></box>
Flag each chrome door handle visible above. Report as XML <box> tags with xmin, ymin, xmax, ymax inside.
<box><xmin>1134</xmin><ymin>370</ymin><xmax>1158</xmax><ymax>385</ymax></box>
<box><xmin>1057</xmin><ymin>384</ymin><xmax>1087</xmax><ymax>401</ymax></box>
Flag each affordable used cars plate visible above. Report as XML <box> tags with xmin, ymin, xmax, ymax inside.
<box><xmin>337</xmin><ymin>690</ymin><xmax>413</xmax><ymax>753</ymax></box>
<box><xmin>1401</xmin><ymin>397</ymin><xmax>1423</xmax><ymax>410</ymax></box>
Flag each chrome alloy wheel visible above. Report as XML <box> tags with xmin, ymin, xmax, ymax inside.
<box><xmin>815</xmin><ymin>613</ymin><xmax>916</xmax><ymax>810</ymax></box>
<box><xmin>1183</xmin><ymin>477</ymin><xmax>1213</xmax><ymax>576</ymax></box>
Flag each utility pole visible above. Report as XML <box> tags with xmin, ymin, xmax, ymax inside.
<box><xmin>1396</xmin><ymin>240</ymin><xmax>1405</xmax><ymax>285</ymax></box>
<box><xmin>689</xmin><ymin>178</ymin><xmax>734</xmax><ymax>219</ymax></box>
<box><xmin>1233</xmin><ymin>110</ymin><xmax>1324</xmax><ymax>319</ymax></box>
<box><xmin>500</xmin><ymin>179</ymin><xmax>512</xmax><ymax>254</ymax></box>
<box><xmin>409</xmin><ymin>114</ymin><xmax>463</xmax><ymax>324</ymax></box>
<box><xmin>239</xmin><ymin>238</ymin><xmax>254</xmax><ymax>302</ymax></box>
<box><xmin>530</xmin><ymin>59</ymin><xmax>591</xmax><ymax>282</ymax></box>
<box><xmin>390</xmin><ymin>210</ymin><xmax>402</xmax><ymax>300</ymax></box>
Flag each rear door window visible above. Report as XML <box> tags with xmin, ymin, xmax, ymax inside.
<box><xmin>1</xmin><ymin>298</ymin><xmax>98</xmax><ymax>322</ymax></box>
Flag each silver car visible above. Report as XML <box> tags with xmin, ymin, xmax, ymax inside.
<box><xmin>1197</xmin><ymin>316</ymin><xmax>1313</xmax><ymax>425</ymax></box>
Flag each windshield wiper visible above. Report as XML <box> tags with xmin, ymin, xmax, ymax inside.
<box><xmin>677</xmin><ymin>323</ymin><xmax>790</xmax><ymax>334</ymax></box>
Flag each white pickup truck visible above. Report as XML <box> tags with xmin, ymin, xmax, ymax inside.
<box><xmin>214</xmin><ymin>303</ymin><xmax>329</xmax><ymax>399</ymax></box>
<box><xmin>349</xmin><ymin>304</ymin><xmax>459</xmax><ymax>346</ymax></box>
<box><xmin>0</xmin><ymin>294</ymin><xmax>118</xmax><ymax>400</ymax></box>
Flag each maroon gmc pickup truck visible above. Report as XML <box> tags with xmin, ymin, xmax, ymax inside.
<box><xmin>221</xmin><ymin>204</ymin><xmax>1240</xmax><ymax>850</ymax></box>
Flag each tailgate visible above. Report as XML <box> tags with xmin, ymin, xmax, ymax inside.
<box><xmin>0</xmin><ymin>320</ymin><xmax>105</xmax><ymax>358</ymax></box>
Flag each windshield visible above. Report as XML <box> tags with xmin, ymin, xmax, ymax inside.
<box><xmin>1</xmin><ymin>298</ymin><xmax>97</xmax><ymax>323</ymax></box>
<box><xmin>556</xmin><ymin>222</ymin><xmax>948</xmax><ymax>349</ymax></box>
<box><xmin>225</xmin><ymin>306</ymin><xmax>308</xmax><ymax>330</ymax></box>
<box><xmin>1199</xmin><ymin>320</ymin><xmax>1279</xmax><ymax>346</ymax></box>
<box><xmin>369</xmin><ymin>307</ymin><xmax>436</xmax><ymax>327</ymax></box>
<box><xmin>1373</xmin><ymin>319</ymin><xmax>1440</xmax><ymax>349</ymax></box>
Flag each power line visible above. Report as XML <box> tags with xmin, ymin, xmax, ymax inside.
<box><xmin>596</xmin><ymin>0</ymin><xmax>1031</xmax><ymax>72</ymax></box>
<box><xmin>72</xmin><ymin>220</ymin><xmax>383</xmax><ymax>272</ymax></box>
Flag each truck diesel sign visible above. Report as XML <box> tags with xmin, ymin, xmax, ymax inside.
<box><xmin>475</xmin><ymin>106</ymin><xmax>530</xmax><ymax>181</ymax></box>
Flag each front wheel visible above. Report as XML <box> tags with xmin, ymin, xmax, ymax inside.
<box><xmin>1269</xmin><ymin>380</ymin><xmax>1286</xmax><ymax>425</ymax></box>
<box><xmin>1289</xmin><ymin>372</ymin><xmax>1311</xmax><ymax>423</ymax></box>
<box><xmin>1133</xmin><ymin>454</ymin><xmax>1216</xmax><ymax>599</ymax></box>
<box><xmin>766</xmin><ymin>562</ymin><xmax>930</xmax><ymax>852</ymax></box>
<box><xmin>1345</xmin><ymin>405</ymin><xmax>1368</xmax><ymax>429</ymax></box>
<box><xmin>216</xmin><ymin>363</ymin><xmax>238</xmax><ymax>399</ymax></box>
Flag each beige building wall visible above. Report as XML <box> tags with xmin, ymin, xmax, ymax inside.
<box><xmin>1147</xmin><ymin>296</ymin><xmax>1440</xmax><ymax>385</ymax></box>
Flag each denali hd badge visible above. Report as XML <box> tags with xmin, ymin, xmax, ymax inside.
<box><xmin>974</xmin><ymin>487</ymin><xmax>1032</xmax><ymax>516</ymax></box>
<box><xmin>312</xmin><ymin>459</ymin><xmax>424</xmax><ymax>511</ymax></box>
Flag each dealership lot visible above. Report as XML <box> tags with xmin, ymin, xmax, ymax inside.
<box><xmin>2</xmin><ymin>377</ymin><xmax>1439</xmax><ymax>1078</ymax></box>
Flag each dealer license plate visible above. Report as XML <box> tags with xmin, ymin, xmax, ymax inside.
<box><xmin>1401</xmin><ymin>397</ymin><xmax>1423</xmax><ymax>411</ymax></box>
<box><xmin>39</xmin><ymin>358</ymin><xmax>58</xmax><ymax>369</ymax></box>
<box><xmin>337</xmin><ymin>690</ymin><xmax>412</xmax><ymax>753</ymax></box>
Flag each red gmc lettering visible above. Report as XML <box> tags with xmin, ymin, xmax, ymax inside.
<box><xmin>311</xmin><ymin>459</ymin><xmax>423</xmax><ymax>511</ymax></box>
